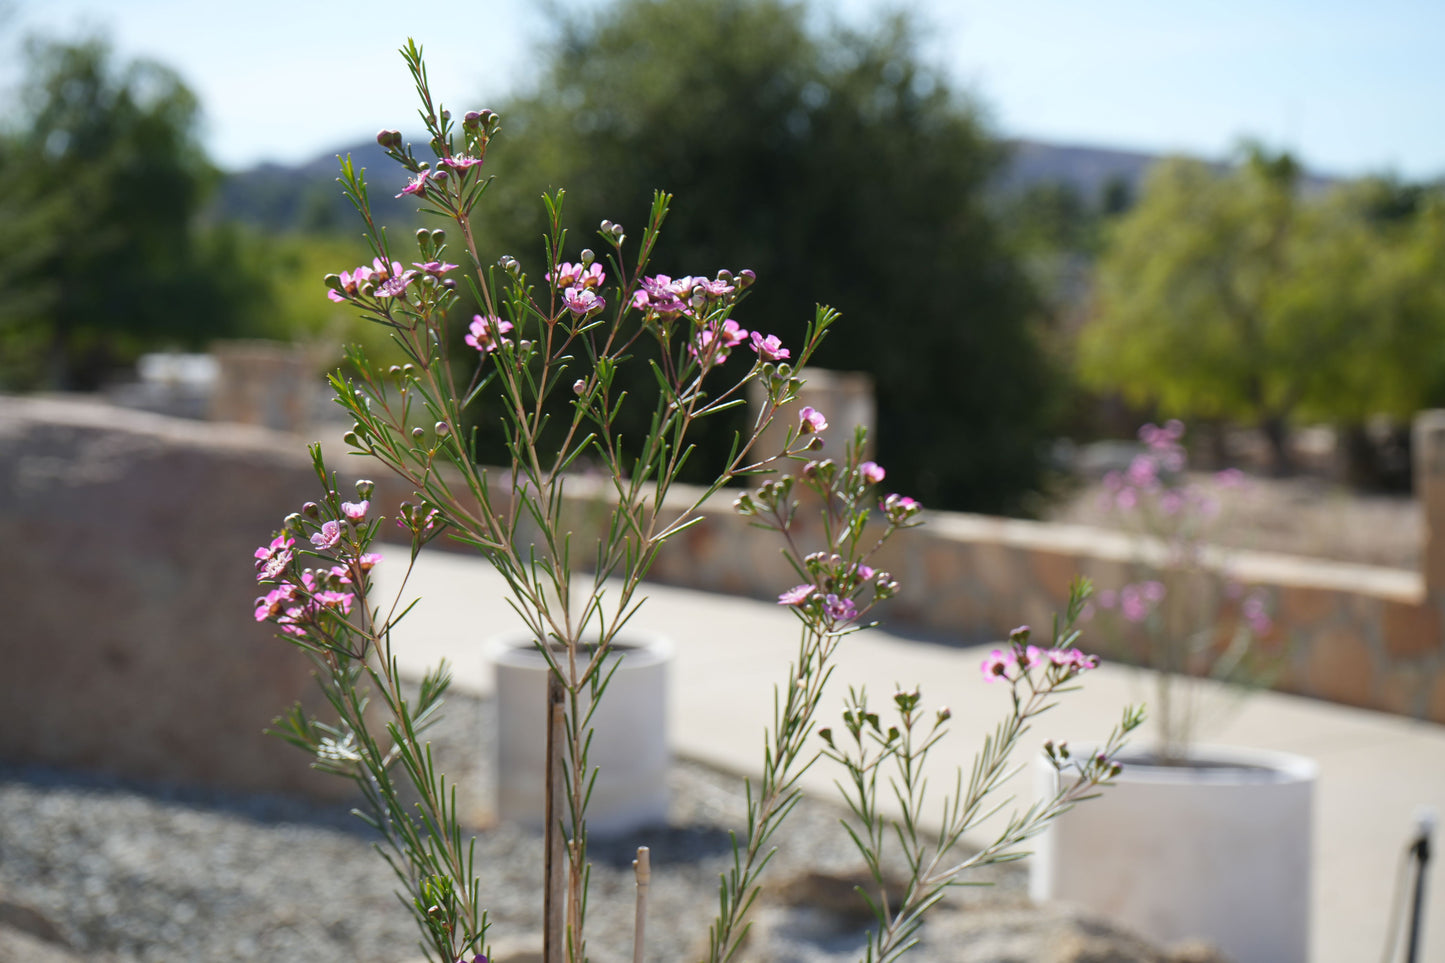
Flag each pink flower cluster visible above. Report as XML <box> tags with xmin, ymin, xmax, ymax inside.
<box><xmin>1094</xmin><ymin>580</ymin><xmax>1166</xmax><ymax>624</ymax></box>
<box><xmin>981</xmin><ymin>636</ymin><xmax>1100</xmax><ymax>684</ymax></box>
<box><xmin>546</xmin><ymin>261</ymin><xmax>608</xmax><ymax>318</ymax></box>
<box><xmin>252</xmin><ymin>494</ymin><xmax>382</xmax><ymax>639</ymax></box>
<box><xmin>328</xmin><ymin>258</ymin><xmax>420</xmax><ymax>303</ymax></box>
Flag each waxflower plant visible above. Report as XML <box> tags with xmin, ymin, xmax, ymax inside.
<box><xmin>253</xmin><ymin>41</ymin><xmax>1139</xmax><ymax>963</ymax></box>
<box><xmin>1085</xmin><ymin>419</ymin><xmax>1276</xmax><ymax>762</ymax></box>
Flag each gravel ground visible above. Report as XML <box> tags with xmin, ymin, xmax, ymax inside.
<box><xmin>0</xmin><ymin>686</ymin><xmax>1031</xmax><ymax>963</ymax></box>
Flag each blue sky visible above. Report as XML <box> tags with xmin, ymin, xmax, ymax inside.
<box><xmin>5</xmin><ymin>0</ymin><xmax>1443</xmax><ymax>180</ymax></box>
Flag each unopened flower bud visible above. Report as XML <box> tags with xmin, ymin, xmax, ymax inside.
<box><xmin>343</xmin><ymin>431</ymin><xmax>361</xmax><ymax>447</ymax></box>
<box><xmin>431</xmin><ymin>229</ymin><xmax>445</xmax><ymax>245</ymax></box>
<box><xmin>936</xmin><ymin>707</ymin><xmax>952</xmax><ymax>723</ymax></box>
<box><xmin>356</xmin><ymin>479</ymin><xmax>375</xmax><ymax>499</ymax></box>
<box><xmin>416</xmin><ymin>227</ymin><xmax>430</xmax><ymax>245</ymax></box>
<box><xmin>441</xmin><ymin>278</ymin><xmax>457</xmax><ymax>290</ymax></box>
<box><xmin>434</xmin><ymin>421</ymin><xmax>451</xmax><ymax>436</ymax></box>
<box><xmin>738</xmin><ymin>268</ymin><xmax>756</xmax><ymax>289</ymax></box>
<box><xmin>463</xmin><ymin>110</ymin><xmax>482</xmax><ymax>129</ymax></box>
<box><xmin>389</xmin><ymin>365</ymin><xmax>402</xmax><ymax>376</ymax></box>
<box><xmin>376</xmin><ymin>129</ymin><xmax>402</xmax><ymax>149</ymax></box>
<box><xmin>411</xmin><ymin>427</ymin><xmax>425</xmax><ymax>440</ymax></box>
<box><xmin>439</xmin><ymin>108</ymin><xmax>451</xmax><ymax>122</ymax></box>
<box><xmin>580</xmin><ymin>248</ymin><xmax>595</xmax><ymax>266</ymax></box>
<box><xmin>302</xmin><ymin>502</ymin><xmax>320</xmax><ymax>518</ymax></box>
<box><xmin>323</xmin><ymin>273</ymin><xmax>343</xmax><ymax>293</ymax></box>
<box><xmin>573</xmin><ymin>379</ymin><xmax>587</xmax><ymax>395</ymax></box>
<box><xmin>283</xmin><ymin>513</ymin><xmax>305</xmax><ymax>535</ymax></box>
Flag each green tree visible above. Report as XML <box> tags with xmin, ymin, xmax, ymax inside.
<box><xmin>0</xmin><ymin>36</ymin><xmax>258</xmax><ymax>389</ymax></box>
<box><xmin>455</xmin><ymin>0</ymin><xmax>1050</xmax><ymax>512</ymax></box>
<box><xmin>1079</xmin><ymin>147</ymin><xmax>1445</xmax><ymax>472</ymax></box>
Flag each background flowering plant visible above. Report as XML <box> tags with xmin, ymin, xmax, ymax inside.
<box><xmin>252</xmin><ymin>41</ymin><xmax>1139</xmax><ymax>963</ymax></box>
<box><xmin>1087</xmin><ymin>419</ymin><xmax>1276</xmax><ymax>762</ymax></box>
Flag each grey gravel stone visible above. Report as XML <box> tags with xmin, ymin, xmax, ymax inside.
<box><xmin>0</xmin><ymin>687</ymin><xmax>1192</xmax><ymax>963</ymax></box>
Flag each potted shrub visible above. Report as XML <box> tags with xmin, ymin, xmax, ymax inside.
<box><xmin>1030</xmin><ymin>421</ymin><xmax>1317</xmax><ymax>963</ymax></box>
<box><xmin>251</xmin><ymin>41</ymin><xmax>1141</xmax><ymax>963</ymax></box>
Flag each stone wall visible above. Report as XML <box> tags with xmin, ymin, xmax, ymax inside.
<box><xmin>3</xmin><ymin>391</ymin><xmax>1443</xmax><ymax>803</ymax></box>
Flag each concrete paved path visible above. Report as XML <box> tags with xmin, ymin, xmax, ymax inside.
<box><xmin>374</xmin><ymin>543</ymin><xmax>1445</xmax><ymax>963</ymax></box>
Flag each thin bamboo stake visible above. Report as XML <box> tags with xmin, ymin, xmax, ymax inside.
<box><xmin>543</xmin><ymin>674</ymin><xmax>567</xmax><ymax>963</ymax></box>
<box><xmin>632</xmin><ymin>846</ymin><xmax>652</xmax><ymax>963</ymax></box>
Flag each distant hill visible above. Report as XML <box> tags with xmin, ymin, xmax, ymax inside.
<box><xmin>211</xmin><ymin>137</ymin><xmax>1336</xmax><ymax>232</ymax></box>
<box><xmin>211</xmin><ymin>139</ymin><xmax>416</xmax><ymax>232</ymax></box>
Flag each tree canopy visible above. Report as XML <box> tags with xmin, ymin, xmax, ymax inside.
<box><xmin>0</xmin><ymin>36</ymin><xmax>260</xmax><ymax>389</ymax></box>
<box><xmin>1079</xmin><ymin>147</ymin><xmax>1445</xmax><ymax>470</ymax></box>
<box><xmin>455</xmin><ymin>0</ymin><xmax>1052</xmax><ymax>512</ymax></box>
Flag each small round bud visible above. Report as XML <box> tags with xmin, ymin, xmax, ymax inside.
<box><xmin>573</xmin><ymin>379</ymin><xmax>587</xmax><ymax>395</ymax></box>
<box><xmin>302</xmin><ymin>502</ymin><xmax>320</xmax><ymax>518</ymax></box>
<box><xmin>463</xmin><ymin>110</ymin><xmax>482</xmax><ymax>128</ymax></box>
<box><xmin>411</xmin><ymin>427</ymin><xmax>425</xmax><ymax>440</ymax></box>
<box><xmin>579</xmin><ymin>248</ymin><xmax>595</xmax><ymax>266</ymax></box>
<box><xmin>441</xmin><ymin>278</ymin><xmax>457</xmax><ymax>291</ymax></box>
<box><xmin>431</xmin><ymin>229</ymin><xmax>445</xmax><ymax>245</ymax></box>
<box><xmin>440</xmin><ymin>108</ymin><xmax>451</xmax><ymax>122</ymax></box>
<box><xmin>416</xmin><ymin>228</ymin><xmax>430</xmax><ymax>245</ymax></box>
<box><xmin>376</xmin><ymin>129</ymin><xmax>402</xmax><ymax>148</ymax></box>
<box><xmin>434</xmin><ymin>421</ymin><xmax>451</xmax><ymax>437</ymax></box>
<box><xmin>738</xmin><ymin>268</ymin><xmax>757</xmax><ymax>289</ymax></box>
<box><xmin>389</xmin><ymin>365</ymin><xmax>402</xmax><ymax>376</ymax></box>
<box><xmin>356</xmin><ymin>479</ymin><xmax>375</xmax><ymax>499</ymax></box>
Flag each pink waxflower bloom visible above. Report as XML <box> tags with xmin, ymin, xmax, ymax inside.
<box><xmin>882</xmin><ymin>493</ymin><xmax>921</xmax><ymax>521</ymax></box>
<box><xmin>328</xmin><ymin>564</ymin><xmax>353</xmax><ymax>584</ymax></box>
<box><xmin>465</xmin><ymin>314</ymin><xmax>514</xmax><ymax>353</ymax></box>
<box><xmin>577</xmin><ymin>263</ymin><xmax>606</xmax><ymax>289</ymax></box>
<box><xmin>439</xmin><ymin>154</ymin><xmax>483</xmax><ymax>171</ymax></box>
<box><xmin>824</xmin><ymin>594</ymin><xmax>858</xmax><ymax>622</ymax></box>
<box><xmin>693</xmin><ymin>319</ymin><xmax>749</xmax><ymax>360</ymax></box>
<box><xmin>341</xmin><ymin>500</ymin><xmax>369</xmax><ymax>522</ymax></box>
<box><xmin>1126</xmin><ymin>454</ymin><xmax>1157</xmax><ymax>488</ymax></box>
<box><xmin>396</xmin><ymin>169</ymin><xmax>431</xmax><ymax>198</ymax></box>
<box><xmin>749</xmin><ymin>332</ymin><xmax>789</xmax><ymax>362</ymax></box>
<box><xmin>315</xmin><ymin>591</ymin><xmax>355</xmax><ymax>614</ymax></box>
<box><xmin>1114</xmin><ymin>488</ymin><xmax>1137</xmax><ymax>511</ymax></box>
<box><xmin>254</xmin><ymin>584</ymin><xmax>298</xmax><ymax>622</ymax></box>
<box><xmin>358</xmin><ymin>552</ymin><xmax>383</xmax><ymax>572</ymax></box>
<box><xmin>981</xmin><ymin>649</ymin><xmax>1014</xmax><ymax>683</ymax></box>
<box><xmin>254</xmin><ymin>534</ymin><xmax>295</xmax><ymax>581</ymax></box>
<box><xmin>694</xmin><ymin>277</ymin><xmax>735</xmax><ymax>298</ymax></box>
<box><xmin>412</xmin><ymin>260</ymin><xmax>459</xmax><ymax>276</ymax></box>
<box><xmin>1141</xmin><ymin>580</ymin><xmax>1166</xmax><ymax>603</ymax></box>
<box><xmin>778</xmin><ymin>584</ymin><xmax>816</xmax><ymax>606</ymax></box>
<box><xmin>859</xmin><ymin>461</ymin><xmax>886</xmax><ymax>484</ymax></box>
<box><xmin>853</xmin><ymin>563</ymin><xmax>875</xmax><ymax>582</ymax></box>
<box><xmin>798</xmin><ymin>407</ymin><xmax>827</xmax><ymax>433</ymax></box>
<box><xmin>310</xmin><ymin>520</ymin><xmax>342</xmax><ymax>551</ymax></box>
<box><xmin>1120</xmin><ymin>585</ymin><xmax>1150</xmax><ymax>623</ymax></box>
<box><xmin>548</xmin><ymin>262</ymin><xmax>582</xmax><ymax>288</ymax></box>
<box><xmin>564</xmin><ymin>285</ymin><xmax>605</xmax><ymax>317</ymax></box>
<box><xmin>1215</xmin><ymin>467</ymin><xmax>1246</xmax><ymax>489</ymax></box>
<box><xmin>633</xmin><ymin>274</ymin><xmax>692</xmax><ymax>317</ymax></box>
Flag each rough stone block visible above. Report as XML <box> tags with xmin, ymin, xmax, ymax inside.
<box><xmin>1380</xmin><ymin>599</ymin><xmax>1443</xmax><ymax>659</ymax></box>
<box><xmin>1302</xmin><ymin>625</ymin><xmax>1378</xmax><ymax>709</ymax></box>
<box><xmin>0</xmin><ymin>396</ymin><xmax>355</xmax><ymax>800</ymax></box>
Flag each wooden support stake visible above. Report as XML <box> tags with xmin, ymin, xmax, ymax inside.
<box><xmin>543</xmin><ymin>673</ymin><xmax>568</xmax><ymax>963</ymax></box>
<box><xmin>632</xmin><ymin>846</ymin><xmax>651</xmax><ymax>963</ymax></box>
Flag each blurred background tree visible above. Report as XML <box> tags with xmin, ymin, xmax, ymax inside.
<box><xmin>0</xmin><ymin>35</ymin><xmax>264</xmax><ymax>390</ymax></box>
<box><xmin>1078</xmin><ymin>146</ymin><xmax>1445</xmax><ymax>476</ymax></box>
<box><xmin>465</xmin><ymin>0</ymin><xmax>1054</xmax><ymax>513</ymax></box>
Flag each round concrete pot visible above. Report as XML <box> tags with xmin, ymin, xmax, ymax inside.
<box><xmin>487</xmin><ymin>632</ymin><xmax>672</xmax><ymax>837</ymax></box>
<box><xmin>1030</xmin><ymin>744</ymin><xmax>1316</xmax><ymax>963</ymax></box>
